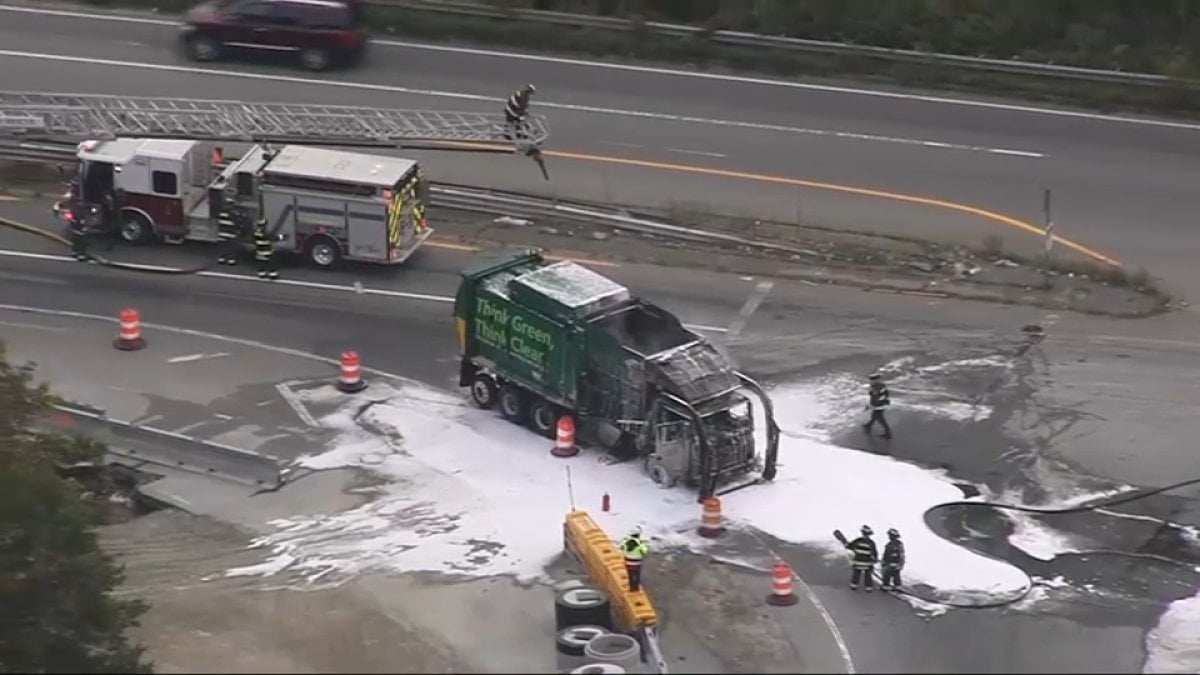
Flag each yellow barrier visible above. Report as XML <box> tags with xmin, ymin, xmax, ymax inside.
<box><xmin>563</xmin><ymin>509</ymin><xmax>658</xmax><ymax>630</ymax></box>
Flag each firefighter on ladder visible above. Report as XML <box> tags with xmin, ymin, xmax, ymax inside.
<box><xmin>216</xmin><ymin>205</ymin><xmax>249</xmax><ymax>266</ymax></box>
<box><xmin>619</xmin><ymin>527</ymin><xmax>649</xmax><ymax>593</ymax></box>
<box><xmin>253</xmin><ymin>217</ymin><xmax>279</xmax><ymax>280</ymax></box>
<box><xmin>503</xmin><ymin>83</ymin><xmax>536</xmax><ymax>141</ymax></box>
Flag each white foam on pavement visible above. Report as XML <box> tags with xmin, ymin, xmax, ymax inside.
<box><xmin>1005</xmin><ymin>511</ymin><xmax>1083</xmax><ymax>561</ymax></box>
<box><xmin>226</xmin><ymin>370</ymin><xmax>1030</xmax><ymax>602</ymax></box>
<box><xmin>1144</xmin><ymin>591</ymin><xmax>1200</xmax><ymax>674</ymax></box>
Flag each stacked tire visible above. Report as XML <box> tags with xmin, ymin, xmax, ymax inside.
<box><xmin>555</xmin><ymin>585</ymin><xmax>613</xmax><ymax>631</ymax></box>
<box><xmin>555</xmin><ymin>624</ymin><xmax>609</xmax><ymax>672</ymax></box>
<box><xmin>570</xmin><ymin>665</ymin><xmax>626</xmax><ymax>674</ymax></box>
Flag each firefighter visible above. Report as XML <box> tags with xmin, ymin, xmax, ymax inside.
<box><xmin>68</xmin><ymin>205</ymin><xmax>91</xmax><ymax>262</ymax></box>
<box><xmin>845</xmin><ymin>525</ymin><xmax>878</xmax><ymax>591</ymax></box>
<box><xmin>880</xmin><ymin>528</ymin><xmax>905</xmax><ymax>591</ymax></box>
<box><xmin>862</xmin><ymin>373</ymin><xmax>893</xmax><ymax>439</ymax></box>
<box><xmin>216</xmin><ymin>206</ymin><xmax>247</xmax><ymax>266</ymax></box>
<box><xmin>503</xmin><ymin>83</ymin><xmax>536</xmax><ymax>141</ymax></box>
<box><xmin>253</xmin><ymin>217</ymin><xmax>279</xmax><ymax>280</ymax></box>
<box><xmin>619</xmin><ymin>527</ymin><xmax>649</xmax><ymax>593</ymax></box>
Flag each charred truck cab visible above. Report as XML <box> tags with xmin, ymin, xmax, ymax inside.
<box><xmin>454</xmin><ymin>250</ymin><xmax>780</xmax><ymax>499</ymax></box>
<box><xmin>53</xmin><ymin>138</ymin><xmax>432</xmax><ymax>267</ymax></box>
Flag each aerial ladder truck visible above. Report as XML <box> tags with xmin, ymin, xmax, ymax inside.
<box><xmin>0</xmin><ymin>91</ymin><xmax>550</xmax><ymax>267</ymax></box>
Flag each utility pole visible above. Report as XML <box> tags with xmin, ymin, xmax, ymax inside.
<box><xmin>1041</xmin><ymin>188</ymin><xmax>1054</xmax><ymax>290</ymax></box>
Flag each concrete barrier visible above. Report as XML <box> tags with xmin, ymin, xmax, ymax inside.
<box><xmin>53</xmin><ymin>404</ymin><xmax>286</xmax><ymax>490</ymax></box>
<box><xmin>563</xmin><ymin>510</ymin><xmax>658</xmax><ymax>631</ymax></box>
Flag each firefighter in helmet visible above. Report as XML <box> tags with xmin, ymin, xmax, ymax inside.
<box><xmin>503</xmin><ymin>83</ymin><xmax>536</xmax><ymax>141</ymax></box>
<box><xmin>253</xmin><ymin>217</ymin><xmax>279</xmax><ymax>280</ymax></box>
<box><xmin>619</xmin><ymin>526</ymin><xmax>649</xmax><ymax>593</ymax></box>
<box><xmin>216</xmin><ymin>205</ymin><xmax>249</xmax><ymax>266</ymax></box>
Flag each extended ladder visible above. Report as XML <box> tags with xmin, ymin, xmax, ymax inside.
<box><xmin>0</xmin><ymin>91</ymin><xmax>550</xmax><ymax>152</ymax></box>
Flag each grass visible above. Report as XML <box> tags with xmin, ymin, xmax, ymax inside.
<box><xmin>75</xmin><ymin>0</ymin><xmax>1200</xmax><ymax>118</ymax></box>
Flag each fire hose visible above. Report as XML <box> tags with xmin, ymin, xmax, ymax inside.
<box><xmin>0</xmin><ymin>214</ymin><xmax>215</xmax><ymax>275</ymax></box>
<box><xmin>845</xmin><ymin>476</ymin><xmax>1200</xmax><ymax>610</ymax></box>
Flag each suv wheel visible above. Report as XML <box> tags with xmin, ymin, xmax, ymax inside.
<box><xmin>299</xmin><ymin>48</ymin><xmax>330</xmax><ymax>71</ymax></box>
<box><xmin>186</xmin><ymin>35</ymin><xmax>221</xmax><ymax>62</ymax></box>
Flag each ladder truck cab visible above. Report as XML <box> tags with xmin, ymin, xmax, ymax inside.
<box><xmin>55</xmin><ymin>138</ymin><xmax>433</xmax><ymax>268</ymax></box>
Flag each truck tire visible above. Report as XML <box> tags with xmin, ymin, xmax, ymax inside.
<box><xmin>470</xmin><ymin>374</ymin><xmax>498</xmax><ymax>410</ymax></box>
<box><xmin>528</xmin><ymin>398</ymin><xmax>560</xmax><ymax>439</ymax></box>
<box><xmin>305</xmin><ymin>235</ymin><xmax>342</xmax><ymax>269</ymax></box>
<box><xmin>498</xmin><ymin>384</ymin><xmax>528</xmax><ymax>425</ymax></box>
<box><xmin>117</xmin><ymin>210</ymin><xmax>153</xmax><ymax>245</ymax></box>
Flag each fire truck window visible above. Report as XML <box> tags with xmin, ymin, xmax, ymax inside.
<box><xmin>151</xmin><ymin>171</ymin><xmax>178</xmax><ymax>196</ymax></box>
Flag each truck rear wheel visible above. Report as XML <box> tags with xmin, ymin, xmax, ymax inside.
<box><xmin>498</xmin><ymin>384</ymin><xmax>529</xmax><ymax>425</ymax></box>
<box><xmin>528</xmin><ymin>398</ymin><xmax>560</xmax><ymax>439</ymax></box>
<box><xmin>470</xmin><ymin>374</ymin><xmax>498</xmax><ymax>410</ymax></box>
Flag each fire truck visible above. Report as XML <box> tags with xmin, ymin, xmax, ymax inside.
<box><xmin>58</xmin><ymin>138</ymin><xmax>432</xmax><ymax>267</ymax></box>
<box><xmin>0</xmin><ymin>91</ymin><xmax>550</xmax><ymax>268</ymax></box>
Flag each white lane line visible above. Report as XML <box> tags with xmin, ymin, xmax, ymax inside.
<box><xmin>666</xmin><ymin>147</ymin><xmax>728</xmax><ymax>159</ymax></box>
<box><xmin>0</xmin><ymin>317</ymin><xmax>68</xmax><ymax>331</ymax></box>
<box><xmin>726</xmin><ymin>280</ymin><xmax>774</xmax><ymax>339</ymax></box>
<box><xmin>275</xmin><ymin>381</ymin><xmax>320</xmax><ymax>428</ymax></box>
<box><xmin>0</xmin><ymin>48</ymin><xmax>1045</xmax><ymax>158</ymax></box>
<box><xmin>0</xmin><ymin>246</ymin><xmax>721</xmax><ymax>333</ymax></box>
<box><xmin>167</xmin><ymin>352</ymin><xmax>231</xmax><ymax>364</ymax></box>
<box><xmin>2</xmin><ymin>4</ymin><xmax>1199</xmax><ymax>133</ymax></box>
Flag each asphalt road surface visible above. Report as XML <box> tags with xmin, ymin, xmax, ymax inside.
<box><xmin>2</xmin><ymin>2</ymin><xmax>1200</xmax><ymax>302</ymax></box>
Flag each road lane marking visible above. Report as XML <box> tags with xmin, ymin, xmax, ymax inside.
<box><xmin>0</xmin><ymin>49</ymin><xmax>1045</xmax><ymax>158</ymax></box>
<box><xmin>275</xmin><ymin>382</ymin><xmax>320</xmax><ymax>428</ymax></box>
<box><xmin>0</xmin><ymin>317</ymin><xmax>67</xmax><ymax>332</ymax></box>
<box><xmin>4</xmin><ymin>4</ymin><xmax>1200</xmax><ymax>133</ymax></box>
<box><xmin>666</xmin><ymin>148</ymin><xmax>728</xmax><ymax>159</ymax></box>
<box><xmin>0</xmin><ymin>247</ymin><xmax>718</xmax><ymax>332</ymax></box>
<box><xmin>0</xmin><ymin>195</ymin><xmax>20</xmax><ymax>202</ymax></box>
<box><xmin>167</xmin><ymin>352</ymin><xmax>231</xmax><ymax>364</ymax></box>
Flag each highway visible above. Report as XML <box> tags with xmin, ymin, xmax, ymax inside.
<box><xmin>2</xmin><ymin>3</ymin><xmax>1200</xmax><ymax>301</ymax></box>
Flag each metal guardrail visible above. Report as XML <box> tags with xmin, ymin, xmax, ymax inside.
<box><xmin>0</xmin><ymin>140</ymin><xmax>821</xmax><ymax>259</ymax></box>
<box><xmin>373</xmin><ymin>0</ymin><xmax>1192</xmax><ymax>89</ymax></box>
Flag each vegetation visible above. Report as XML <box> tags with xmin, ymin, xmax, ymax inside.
<box><xmin>517</xmin><ymin>0</ymin><xmax>1200</xmax><ymax>77</ymax></box>
<box><xmin>0</xmin><ymin>342</ymin><xmax>152</xmax><ymax>674</ymax></box>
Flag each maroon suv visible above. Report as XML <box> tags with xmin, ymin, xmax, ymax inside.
<box><xmin>181</xmin><ymin>0</ymin><xmax>368</xmax><ymax>71</ymax></box>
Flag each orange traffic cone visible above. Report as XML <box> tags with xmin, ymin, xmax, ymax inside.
<box><xmin>697</xmin><ymin>497</ymin><xmax>726</xmax><ymax>538</ymax></box>
<box><xmin>113</xmin><ymin>307</ymin><xmax>146</xmax><ymax>351</ymax></box>
<box><xmin>551</xmin><ymin>415</ymin><xmax>579</xmax><ymax>458</ymax></box>
<box><xmin>766</xmin><ymin>560</ymin><xmax>799</xmax><ymax>606</ymax></box>
<box><xmin>336</xmin><ymin>351</ymin><xmax>367</xmax><ymax>393</ymax></box>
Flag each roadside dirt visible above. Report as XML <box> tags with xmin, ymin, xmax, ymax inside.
<box><xmin>432</xmin><ymin>208</ymin><xmax>1174</xmax><ymax>318</ymax></box>
<box><xmin>99</xmin><ymin>509</ymin><xmax>467</xmax><ymax>674</ymax></box>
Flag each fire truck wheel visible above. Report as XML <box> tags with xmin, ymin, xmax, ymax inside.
<box><xmin>498</xmin><ymin>384</ymin><xmax>529</xmax><ymax>425</ymax></box>
<box><xmin>470</xmin><ymin>374</ymin><xmax>498</xmax><ymax>410</ymax></box>
<box><xmin>117</xmin><ymin>211</ymin><xmax>153</xmax><ymax>245</ymax></box>
<box><xmin>528</xmin><ymin>398</ymin><xmax>560</xmax><ymax>439</ymax></box>
<box><xmin>185</xmin><ymin>35</ymin><xmax>221</xmax><ymax>62</ymax></box>
<box><xmin>305</xmin><ymin>236</ymin><xmax>342</xmax><ymax>268</ymax></box>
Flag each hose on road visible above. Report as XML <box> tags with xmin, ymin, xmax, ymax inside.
<box><xmin>890</xmin><ymin>476</ymin><xmax>1200</xmax><ymax>610</ymax></box>
<box><xmin>0</xmin><ymin>215</ymin><xmax>215</xmax><ymax>275</ymax></box>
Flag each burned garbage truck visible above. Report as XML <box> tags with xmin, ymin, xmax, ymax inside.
<box><xmin>454</xmin><ymin>250</ymin><xmax>779</xmax><ymax>498</ymax></box>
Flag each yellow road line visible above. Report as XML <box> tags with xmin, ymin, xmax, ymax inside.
<box><xmin>427</xmin><ymin>239</ymin><xmax>482</xmax><ymax>252</ymax></box>
<box><xmin>370</xmin><ymin>141</ymin><xmax>1122</xmax><ymax>265</ymax></box>
<box><xmin>546</xmin><ymin>149</ymin><xmax>1122</xmax><ymax>267</ymax></box>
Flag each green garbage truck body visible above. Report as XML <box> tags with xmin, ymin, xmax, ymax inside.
<box><xmin>454</xmin><ymin>251</ymin><xmax>779</xmax><ymax>498</ymax></box>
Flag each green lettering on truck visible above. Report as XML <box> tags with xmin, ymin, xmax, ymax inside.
<box><xmin>474</xmin><ymin>296</ymin><xmax>554</xmax><ymax>372</ymax></box>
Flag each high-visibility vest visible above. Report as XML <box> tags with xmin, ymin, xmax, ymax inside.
<box><xmin>620</xmin><ymin>537</ymin><xmax>648</xmax><ymax>564</ymax></box>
